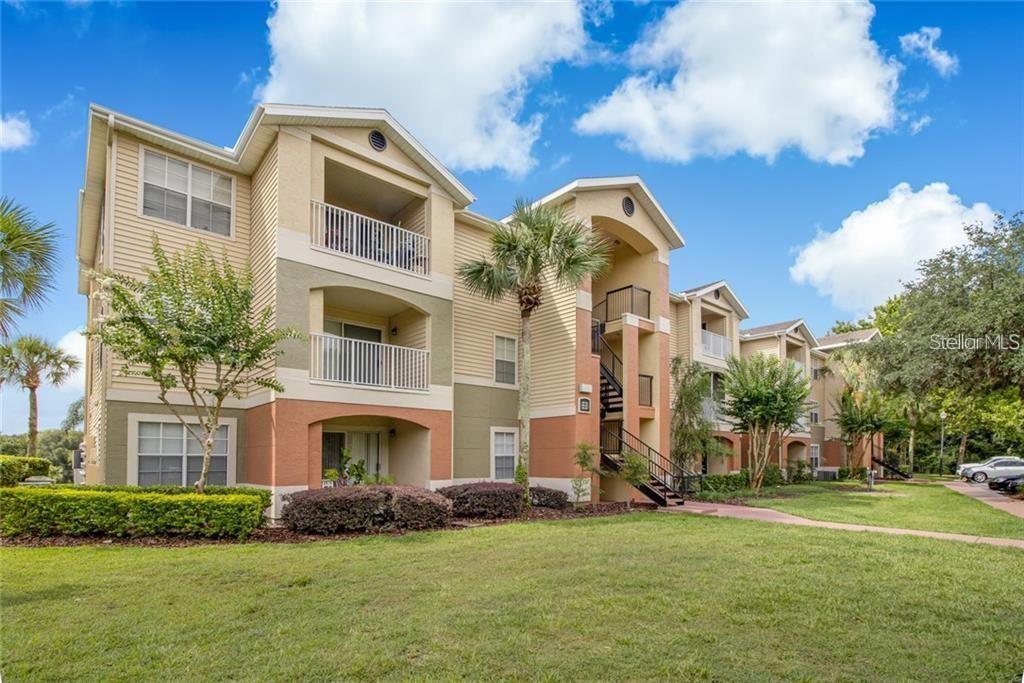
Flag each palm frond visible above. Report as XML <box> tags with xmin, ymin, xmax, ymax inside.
<box><xmin>456</xmin><ymin>259</ymin><xmax>516</xmax><ymax>302</ymax></box>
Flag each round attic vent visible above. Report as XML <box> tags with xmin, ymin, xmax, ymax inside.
<box><xmin>622</xmin><ymin>196</ymin><xmax>635</xmax><ymax>217</ymax></box>
<box><xmin>368</xmin><ymin>129</ymin><xmax>387</xmax><ymax>152</ymax></box>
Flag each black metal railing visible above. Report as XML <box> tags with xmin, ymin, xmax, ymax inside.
<box><xmin>638</xmin><ymin>374</ymin><xmax>653</xmax><ymax>407</ymax></box>
<box><xmin>598</xmin><ymin>336</ymin><xmax>623</xmax><ymax>389</ymax></box>
<box><xmin>601</xmin><ymin>424</ymin><xmax>702</xmax><ymax>501</ymax></box>
<box><xmin>591</xmin><ymin>320</ymin><xmax>604</xmax><ymax>354</ymax></box>
<box><xmin>592</xmin><ymin>285</ymin><xmax>651</xmax><ymax>323</ymax></box>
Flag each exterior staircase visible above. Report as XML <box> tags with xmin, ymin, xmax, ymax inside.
<box><xmin>872</xmin><ymin>456</ymin><xmax>911</xmax><ymax>479</ymax></box>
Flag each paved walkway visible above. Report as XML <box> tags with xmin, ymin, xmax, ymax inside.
<box><xmin>661</xmin><ymin>501</ymin><xmax>1024</xmax><ymax>549</ymax></box>
<box><xmin>944</xmin><ymin>480</ymin><xmax>1024</xmax><ymax>519</ymax></box>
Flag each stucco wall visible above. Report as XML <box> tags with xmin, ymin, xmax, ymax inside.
<box><xmin>452</xmin><ymin>383</ymin><xmax>518</xmax><ymax>478</ymax></box>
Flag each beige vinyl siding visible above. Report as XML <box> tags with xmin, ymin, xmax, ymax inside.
<box><xmin>670</xmin><ymin>300</ymin><xmax>691</xmax><ymax>363</ymax></box>
<box><xmin>249</xmin><ymin>140</ymin><xmax>279</xmax><ymax>383</ymax></box>
<box><xmin>393</xmin><ymin>199</ymin><xmax>427</xmax><ymax>236</ymax></box>
<box><xmin>740</xmin><ymin>337</ymin><xmax>780</xmax><ymax>358</ymax></box>
<box><xmin>108</xmin><ymin>133</ymin><xmax>255</xmax><ymax>393</ymax></box>
<box><xmin>389</xmin><ymin>308</ymin><xmax>427</xmax><ymax>349</ymax></box>
<box><xmin>453</xmin><ymin>220</ymin><xmax>518</xmax><ymax>379</ymax></box>
<box><xmin>529</xmin><ymin>272</ymin><xmax>576</xmax><ymax>409</ymax></box>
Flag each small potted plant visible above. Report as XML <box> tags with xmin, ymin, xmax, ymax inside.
<box><xmin>322</xmin><ymin>468</ymin><xmax>341</xmax><ymax>488</ymax></box>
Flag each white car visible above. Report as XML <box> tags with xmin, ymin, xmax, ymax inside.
<box><xmin>962</xmin><ymin>457</ymin><xmax>1024</xmax><ymax>483</ymax></box>
<box><xmin>957</xmin><ymin>457</ymin><xmax>1005</xmax><ymax>477</ymax></box>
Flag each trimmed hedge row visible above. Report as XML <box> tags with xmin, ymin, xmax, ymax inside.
<box><xmin>0</xmin><ymin>455</ymin><xmax>51</xmax><ymax>487</ymax></box>
<box><xmin>702</xmin><ymin>472</ymin><xmax>749</xmax><ymax>493</ymax></box>
<box><xmin>529</xmin><ymin>485</ymin><xmax>569</xmax><ymax>510</ymax></box>
<box><xmin>437</xmin><ymin>482</ymin><xmax>524</xmax><ymax>519</ymax></box>
<box><xmin>0</xmin><ymin>487</ymin><xmax>265</xmax><ymax>539</ymax></box>
<box><xmin>281</xmin><ymin>486</ymin><xmax>451</xmax><ymax>534</ymax></box>
<box><xmin>53</xmin><ymin>484</ymin><xmax>272</xmax><ymax>511</ymax></box>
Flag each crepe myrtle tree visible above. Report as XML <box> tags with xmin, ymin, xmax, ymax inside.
<box><xmin>89</xmin><ymin>238</ymin><xmax>300</xmax><ymax>492</ymax></box>
<box><xmin>458</xmin><ymin>199</ymin><xmax>610</xmax><ymax>500</ymax></box>
<box><xmin>721</xmin><ymin>353</ymin><xmax>810</xmax><ymax>491</ymax></box>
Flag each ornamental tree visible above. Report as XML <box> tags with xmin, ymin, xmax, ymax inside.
<box><xmin>669</xmin><ymin>358</ymin><xmax>730</xmax><ymax>473</ymax></box>
<box><xmin>721</xmin><ymin>353</ymin><xmax>810</xmax><ymax>491</ymax></box>
<box><xmin>89</xmin><ymin>239</ymin><xmax>300</xmax><ymax>492</ymax></box>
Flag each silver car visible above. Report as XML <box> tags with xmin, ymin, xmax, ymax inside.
<box><xmin>962</xmin><ymin>457</ymin><xmax>1024</xmax><ymax>483</ymax></box>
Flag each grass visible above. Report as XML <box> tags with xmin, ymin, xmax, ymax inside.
<box><xmin>3</xmin><ymin>514</ymin><xmax>1023</xmax><ymax>681</ymax></box>
<box><xmin>735</xmin><ymin>481</ymin><xmax>1024</xmax><ymax>539</ymax></box>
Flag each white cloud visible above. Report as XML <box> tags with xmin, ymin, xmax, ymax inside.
<box><xmin>57</xmin><ymin>328</ymin><xmax>87</xmax><ymax>393</ymax></box>
<box><xmin>900</xmin><ymin>27</ymin><xmax>958</xmax><ymax>77</ymax></box>
<box><xmin>257</xmin><ymin>2</ymin><xmax>589</xmax><ymax>176</ymax></box>
<box><xmin>0</xmin><ymin>329</ymin><xmax>86</xmax><ymax>435</ymax></box>
<box><xmin>1</xmin><ymin>111</ymin><xmax>35</xmax><ymax>151</ymax></box>
<box><xmin>575</xmin><ymin>0</ymin><xmax>900</xmax><ymax>165</ymax></box>
<box><xmin>790</xmin><ymin>183</ymin><xmax>995</xmax><ymax>311</ymax></box>
<box><xmin>909</xmin><ymin>115</ymin><xmax>932</xmax><ymax>135</ymax></box>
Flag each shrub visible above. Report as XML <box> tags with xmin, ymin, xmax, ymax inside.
<box><xmin>762</xmin><ymin>464</ymin><xmax>785</xmax><ymax>487</ymax></box>
<box><xmin>838</xmin><ymin>467</ymin><xmax>868</xmax><ymax>481</ymax></box>
<box><xmin>702</xmin><ymin>471</ymin><xmax>749</xmax><ymax>493</ymax></box>
<box><xmin>437</xmin><ymin>482</ymin><xmax>524</xmax><ymax>519</ymax></box>
<box><xmin>52</xmin><ymin>484</ymin><xmax>272</xmax><ymax>511</ymax></box>
<box><xmin>788</xmin><ymin>460</ymin><xmax>813</xmax><ymax>484</ymax></box>
<box><xmin>0</xmin><ymin>455</ymin><xmax>51</xmax><ymax>487</ymax></box>
<box><xmin>0</xmin><ymin>487</ymin><xmax>264</xmax><ymax>539</ymax></box>
<box><xmin>281</xmin><ymin>486</ymin><xmax>451</xmax><ymax>534</ymax></box>
<box><xmin>529</xmin><ymin>486</ymin><xmax>569</xmax><ymax>509</ymax></box>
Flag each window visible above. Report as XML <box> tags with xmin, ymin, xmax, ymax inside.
<box><xmin>137</xmin><ymin>421</ymin><xmax>228</xmax><ymax>486</ymax></box>
<box><xmin>494</xmin><ymin>336</ymin><xmax>516</xmax><ymax>385</ymax></box>
<box><xmin>810</xmin><ymin>408</ymin><xmax>820</xmax><ymax>424</ymax></box>
<box><xmin>143</xmin><ymin>150</ymin><xmax>232</xmax><ymax>236</ymax></box>
<box><xmin>810</xmin><ymin>444</ymin><xmax>821</xmax><ymax>470</ymax></box>
<box><xmin>492</xmin><ymin>429</ymin><xmax>517</xmax><ymax>479</ymax></box>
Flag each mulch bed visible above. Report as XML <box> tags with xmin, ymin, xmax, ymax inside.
<box><xmin>0</xmin><ymin>502</ymin><xmax>642</xmax><ymax>548</ymax></box>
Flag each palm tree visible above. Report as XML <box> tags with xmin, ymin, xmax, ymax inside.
<box><xmin>833</xmin><ymin>388</ymin><xmax>885</xmax><ymax>472</ymax></box>
<box><xmin>458</xmin><ymin>199</ymin><xmax>610</xmax><ymax>495</ymax></box>
<box><xmin>0</xmin><ymin>336</ymin><xmax>80</xmax><ymax>457</ymax></box>
<box><xmin>0</xmin><ymin>198</ymin><xmax>59</xmax><ymax>339</ymax></box>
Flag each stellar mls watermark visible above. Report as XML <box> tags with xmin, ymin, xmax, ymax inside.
<box><xmin>930</xmin><ymin>333</ymin><xmax>1021</xmax><ymax>351</ymax></box>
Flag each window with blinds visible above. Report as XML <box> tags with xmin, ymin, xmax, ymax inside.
<box><xmin>143</xmin><ymin>150</ymin><xmax>233</xmax><ymax>236</ymax></box>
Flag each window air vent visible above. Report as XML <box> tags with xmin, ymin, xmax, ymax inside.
<box><xmin>622</xmin><ymin>196</ymin><xmax>635</xmax><ymax>217</ymax></box>
<box><xmin>368</xmin><ymin>129</ymin><xmax>387</xmax><ymax>152</ymax></box>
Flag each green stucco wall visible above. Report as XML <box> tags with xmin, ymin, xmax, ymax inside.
<box><xmin>452</xmin><ymin>383</ymin><xmax>518</xmax><ymax>478</ymax></box>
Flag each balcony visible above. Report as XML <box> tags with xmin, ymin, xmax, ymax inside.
<box><xmin>701</xmin><ymin>398</ymin><xmax>721</xmax><ymax>423</ymax></box>
<box><xmin>310</xmin><ymin>333</ymin><xmax>429</xmax><ymax>392</ymax></box>
<box><xmin>700</xmin><ymin>329</ymin><xmax>731</xmax><ymax>360</ymax></box>
<box><xmin>592</xmin><ymin>285</ymin><xmax>651</xmax><ymax>323</ymax></box>
<box><xmin>310</xmin><ymin>200</ymin><xmax>430</xmax><ymax>276</ymax></box>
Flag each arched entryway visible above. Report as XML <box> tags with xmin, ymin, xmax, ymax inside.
<box><xmin>314</xmin><ymin>414</ymin><xmax>433</xmax><ymax>488</ymax></box>
<box><xmin>705</xmin><ymin>435</ymin><xmax>739</xmax><ymax>475</ymax></box>
<box><xmin>786</xmin><ymin>441</ymin><xmax>808</xmax><ymax>472</ymax></box>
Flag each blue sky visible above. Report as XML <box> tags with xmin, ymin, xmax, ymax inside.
<box><xmin>2</xmin><ymin>1</ymin><xmax>1022</xmax><ymax>431</ymax></box>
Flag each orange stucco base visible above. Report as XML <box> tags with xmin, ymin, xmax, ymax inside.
<box><xmin>244</xmin><ymin>398</ymin><xmax>452</xmax><ymax>488</ymax></box>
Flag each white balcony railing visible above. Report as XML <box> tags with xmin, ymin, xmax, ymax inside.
<box><xmin>310</xmin><ymin>200</ymin><xmax>430</xmax><ymax>276</ymax></box>
<box><xmin>310</xmin><ymin>333</ymin><xmax>429</xmax><ymax>392</ymax></box>
<box><xmin>701</xmin><ymin>329</ymin><xmax>731</xmax><ymax>359</ymax></box>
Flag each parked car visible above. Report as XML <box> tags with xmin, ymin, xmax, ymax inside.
<box><xmin>986</xmin><ymin>474</ymin><xmax>1024</xmax><ymax>491</ymax></box>
<box><xmin>957</xmin><ymin>457</ymin><xmax>1004</xmax><ymax>477</ymax></box>
<box><xmin>962</xmin><ymin>458</ymin><xmax>1024</xmax><ymax>483</ymax></box>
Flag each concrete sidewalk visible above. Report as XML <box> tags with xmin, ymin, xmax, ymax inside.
<box><xmin>944</xmin><ymin>480</ymin><xmax>1024</xmax><ymax>519</ymax></box>
<box><xmin>661</xmin><ymin>501</ymin><xmax>1024</xmax><ymax>549</ymax></box>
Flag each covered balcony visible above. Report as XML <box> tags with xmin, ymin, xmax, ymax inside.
<box><xmin>309</xmin><ymin>287</ymin><xmax>431</xmax><ymax>393</ymax></box>
<box><xmin>592</xmin><ymin>285</ymin><xmax>651</xmax><ymax>323</ymax></box>
<box><xmin>310</xmin><ymin>160</ymin><xmax>429</xmax><ymax>276</ymax></box>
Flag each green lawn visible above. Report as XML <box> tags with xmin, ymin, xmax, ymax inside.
<box><xmin>742</xmin><ymin>482</ymin><xmax>1024</xmax><ymax>539</ymax></box>
<box><xmin>3</xmin><ymin>514</ymin><xmax>1022</xmax><ymax>681</ymax></box>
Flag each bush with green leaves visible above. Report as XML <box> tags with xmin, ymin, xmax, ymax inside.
<box><xmin>761</xmin><ymin>464</ymin><xmax>785</xmax><ymax>487</ymax></box>
<box><xmin>788</xmin><ymin>460</ymin><xmax>814</xmax><ymax>484</ymax></box>
<box><xmin>437</xmin><ymin>482</ymin><xmax>525</xmax><ymax>518</ymax></box>
<box><xmin>529</xmin><ymin>486</ymin><xmax>569</xmax><ymax>509</ymax></box>
<box><xmin>702</xmin><ymin>471</ymin><xmax>750</xmax><ymax>493</ymax></box>
<box><xmin>838</xmin><ymin>467</ymin><xmax>868</xmax><ymax>481</ymax></box>
<box><xmin>0</xmin><ymin>487</ymin><xmax>265</xmax><ymax>539</ymax></box>
<box><xmin>0</xmin><ymin>455</ymin><xmax>51</xmax><ymax>487</ymax></box>
<box><xmin>51</xmin><ymin>484</ymin><xmax>271</xmax><ymax>511</ymax></box>
<box><xmin>281</xmin><ymin>486</ymin><xmax>451</xmax><ymax>534</ymax></box>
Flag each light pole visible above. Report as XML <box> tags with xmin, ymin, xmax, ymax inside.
<box><xmin>939</xmin><ymin>410</ymin><xmax>947</xmax><ymax>477</ymax></box>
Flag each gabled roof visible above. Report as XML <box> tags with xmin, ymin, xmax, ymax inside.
<box><xmin>509</xmin><ymin>176</ymin><xmax>685</xmax><ymax>249</ymax></box>
<box><xmin>740</xmin><ymin>319</ymin><xmax>819</xmax><ymax>348</ymax></box>
<box><xmin>670</xmin><ymin>280</ymin><xmax>750</xmax><ymax>319</ymax></box>
<box><xmin>815</xmin><ymin>328</ymin><xmax>881</xmax><ymax>351</ymax></box>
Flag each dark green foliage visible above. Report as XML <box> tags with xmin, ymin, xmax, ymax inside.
<box><xmin>529</xmin><ymin>486</ymin><xmax>569</xmax><ymax>509</ymax></box>
<box><xmin>281</xmin><ymin>486</ymin><xmax>451</xmax><ymax>534</ymax></box>
<box><xmin>0</xmin><ymin>487</ymin><xmax>265</xmax><ymax>538</ymax></box>
<box><xmin>669</xmin><ymin>358</ymin><xmax>729</xmax><ymax>472</ymax></box>
<box><xmin>701</xmin><ymin>471</ymin><xmax>750</xmax><ymax>493</ymax></box>
<box><xmin>788</xmin><ymin>460</ymin><xmax>814</xmax><ymax>484</ymax></box>
<box><xmin>0</xmin><ymin>455</ymin><xmax>51</xmax><ymax>486</ymax></box>
<box><xmin>838</xmin><ymin>467</ymin><xmax>868</xmax><ymax>481</ymax></box>
<box><xmin>761</xmin><ymin>464</ymin><xmax>785</xmax><ymax>487</ymax></box>
<box><xmin>51</xmin><ymin>484</ymin><xmax>272</xmax><ymax>511</ymax></box>
<box><xmin>437</xmin><ymin>482</ymin><xmax>525</xmax><ymax>519</ymax></box>
<box><xmin>0</xmin><ymin>429</ymin><xmax>82</xmax><ymax>482</ymax></box>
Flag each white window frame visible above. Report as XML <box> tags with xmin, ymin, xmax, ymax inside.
<box><xmin>126</xmin><ymin>413</ymin><xmax>237</xmax><ymax>486</ymax></box>
<box><xmin>809</xmin><ymin>406</ymin><xmax>820</xmax><ymax>425</ymax></box>
<box><xmin>809</xmin><ymin>444</ymin><xmax>821</xmax><ymax>470</ymax></box>
<box><xmin>137</xmin><ymin>145</ymin><xmax>236</xmax><ymax>240</ymax></box>
<box><xmin>323</xmin><ymin>316</ymin><xmax>387</xmax><ymax>342</ymax></box>
<box><xmin>493</xmin><ymin>334</ymin><xmax>517</xmax><ymax>387</ymax></box>
<box><xmin>490</xmin><ymin>426</ymin><xmax>519</xmax><ymax>480</ymax></box>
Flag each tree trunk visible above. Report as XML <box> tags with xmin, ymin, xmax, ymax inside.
<box><xmin>907</xmin><ymin>426</ymin><xmax>915</xmax><ymax>478</ymax></box>
<box><xmin>195</xmin><ymin>428</ymin><xmax>214</xmax><ymax>494</ymax></box>
<box><xmin>27</xmin><ymin>386</ymin><xmax>39</xmax><ymax>458</ymax></box>
<box><xmin>518</xmin><ymin>309</ymin><xmax>532</xmax><ymax>500</ymax></box>
<box><xmin>957</xmin><ymin>432</ymin><xmax>968</xmax><ymax>468</ymax></box>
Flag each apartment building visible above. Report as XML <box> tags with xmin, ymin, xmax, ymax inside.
<box><xmin>76</xmin><ymin>104</ymin><xmax>684</xmax><ymax>513</ymax></box>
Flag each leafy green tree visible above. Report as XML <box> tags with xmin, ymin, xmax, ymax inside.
<box><xmin>89</xmin><ymin>239</ymin><xmax>300</xmax><ymax>492</ymax></box>
<box><xmin>458</xmin><ymin>199</ymin><xmax>610</xmax><ymax>497</ymax></box>
<box><xmin>0</xmin><ymin>428</ymin><xmax>81</xmax><ymax>481</ymax></box>
<box><xmin>833</xmin><ymin>389</ymin><xmax>885</xmax><ymax>470</ymax></box>
<box><xmin>0</xmin><ymin>336</ymin><xmax>80</xmax><ymax>458</ymax></box>
<box><xmin>669</xmin><ymin>358</ymin><xmax>729</xmax><ymax>472</ymax></box>
<box><xmin>721</xmin><ymin>354</ymin><xmax>810</xmax><ymax>491</ymax></box>
<box><xmin>616</xmin><ymin>448</ymin><xmax>649</xmax><ymax>509</ymax></box>
<box><xmin>826</xmin><ymin>296</ymin><xmax>903</xmax><ymax>337</ymax></box>
<box><xmin>0</xmin><ymin>198</ymin><xmax>58</xmax><ymax>339</ymax></box>
<box><xmin>62</xmin><ymin>397</ymin><xmax>85</xmax><ymax>432</ymax></box>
